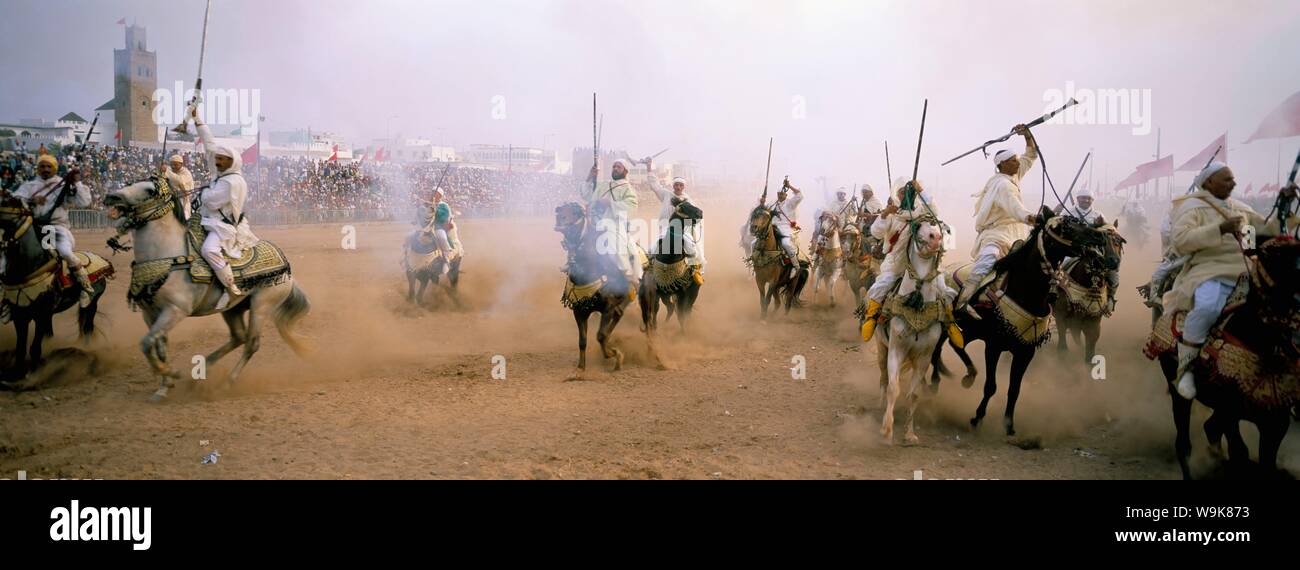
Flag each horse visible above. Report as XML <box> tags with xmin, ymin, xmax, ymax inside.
<box><xmin>639</xmin><ymin>210</ymin><xmax>703</xmax><ymax>368</ymax></box>
<box><xmin>0</xmin><ymin>192</ymin><xmax>112</xmax><ymax>381</ymax></box>
<box><xmin>1053</xmin><ymin>221</ymin><xmax>1125</xmax><ymax>366</ymax></box>
<box><xmin>402</xmin><ymin>227</ymin><xmax>462</xmax><ymax>308</ymax></box>
<box><xmin>809</xmin><ymin>211</ymin><xmax>844</xmax><ymax>307</ymax></box>
<box><xmin>1146</xmin><ymin>236</ymin><xmax>1300</xmax><ymax>479</ymax></box>
<box><xmin>931</xmin><ymin>208</ymin><xmax>1111</xmax><ymax>436</ymax></box>
<box><xmin>874</xmin><ymin>218</ymin><xmax>949</xmax><ymax>444</ymax></box>
<box><xmin>747</xmin><ymin>205</ymin><xmax>808</xmax><ymax>319</ymax></box>
<box><xmin>103</xmin><ymin>177</ymin><xmax>311</xmax><ymax>401</ymax></box>
<box><xmin>555</xmin><ymin>202</ymin><xmax>642</xmax><ymax>378</ymax></box>
<box><xmin>842</xmin><ymin>222</ymin><xmax>883</xmax><ymax>328</ymax></box>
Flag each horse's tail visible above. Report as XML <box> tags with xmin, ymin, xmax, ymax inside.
<box><xmin>274</xmin><ymin>282</ymin><xmax>313</xmax><ymax>357</ymax></box>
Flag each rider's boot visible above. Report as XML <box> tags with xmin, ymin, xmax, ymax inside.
<box><xmin>214</xmin><ymin>264</ymin><xmax>244</xmax><ymax>311</ymax></box>
<box><xmin>859</xmin><ymin>299</ymin><xmax>883</xmax><ymax>342</ymax></box>
<box><xmin>72</xmin><ymin>266</ymin><xmax>95</xmax><ymax>308</ymax></box>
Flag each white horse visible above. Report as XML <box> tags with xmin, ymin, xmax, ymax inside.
<box><xmin>104</xmin><ymin>178</ymin><xmax>311</xmax><ymax>401</ymax></box>
<box><xmin>809</xmin><ymin>212</ymin><xmax>843</xmax><ymax>306</ymax></box>
<box><xmin>875</xmin><ymin>220</ymin><xmax>951</xmax><ymax>444</ymax></box>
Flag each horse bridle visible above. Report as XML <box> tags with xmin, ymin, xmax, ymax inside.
<box><xmin>116</xmin><ymin>177</ymin><xmax>176</xmax><ymax>230</ymax></box>
<box><xmin>0</xmin><ymin>204</ymin><xmax>33</xmax><ymax>249</ymax></box>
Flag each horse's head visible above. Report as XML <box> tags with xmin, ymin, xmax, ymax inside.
<box><xmin>817</xmin><ymin>211</ymin><xmax>839</xmax><ymax>233</ymax></box>
<box><xmin>749</xmin><ymin>206</ymin><xmax>772</xmax><ymax>238</ymax></box>
<box><xmin>0</xmin><ymin>192</ymin><xmax>33</xmax><ymax>247</ymax></box>
<box><xmin>104</xmin><ymin>176</ymin><xmax>174</xmax><ymax>229</ymax></box>
<box><xmin>554</xmin><ymin>202</ymin><xmax>586</xmax><ymax>233</ymax></box>
<box><xmin>1247</xmin><ymin>236</ymin><xmax>1300</xmax><ymax>322</ymax></box>
<box><xmin>911</xmin><ymin>219</ymin><xmax>946</xmax><ymax>259</ymax></box>
<box><xmin>842</xmin><ymin>223</ymin><xmax>862</xmax><ymax>252</ymax></box>
<box><xmin>1040</xmin><ymin>207</ymin><xmax>1109</xmax><ymax>263</ymax></box>
<box><xmin>1094</xmin><ymin>222</ymin><xmax>1125</xmax><ymax>271</ymax></box>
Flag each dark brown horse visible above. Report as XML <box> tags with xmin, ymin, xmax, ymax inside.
<box><xmin>931</xmin><ymin>208</ymin><xmax>1110</xmax><ymax>435</ymax></box>
<box><xmin>555</xmin><ymin>202</ymin><xmax>636</xmax><ymax>379</ymax></box>
<box><xmin>0</xmin><ymin>193</ymin><xmax>111</xmax><ymax>382</ymax></box>
<box><xmin>1053</xmin><ymin>221</ymin><xmax>1124</xmax><ymax>365</ymax></box>
<box><xmin>639</xmin><ymin>205</ymin><xmax>703</xmax><ymax>369</ymax></box>
<box><xmin>1152</xmin><ymin>236</ymin><xmax>1299</xmax><ymax>479</ymax></box>
<box><xmin>747</xmin><ymin>205</ymin><xmax>808</xmax><ymax>319</ymax></box>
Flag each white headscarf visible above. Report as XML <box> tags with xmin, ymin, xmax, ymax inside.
<box><xmin>211</xmin><ymin>144</ymin><xmax>241</xmax><ymax>175</ymax></box>
<box><xmin>672</xmin><ymin>176</ymin><xmax>687</xmax><ymax>186</ymax></box>
<box><xmin>1076</xmin><ymin>186</ymin><xmax>1093</xmax><ymax>198</ymax></box>
<box><xmin>612</xmin><ymin>158</ymin><xmax>631</xmax><ymax>172</ymax></box>
<box><xmin>1194</xmin><ymin>161</ymin><xmax>1229</xmax><ymax>191</ymax></box>
<box><xmin>994</xmin><ymin>149</ymin><xmax>1017</xmax><ymax>170</ymax></box>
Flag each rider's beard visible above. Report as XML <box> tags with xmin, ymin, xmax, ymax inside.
<box><xmin>612</xmin><ymin>170</ymin><xmax>627</xmax><ymax>181</ymax></box>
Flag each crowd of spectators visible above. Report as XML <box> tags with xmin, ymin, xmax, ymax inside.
<box><xmin>0</xmin><ymin>144</ymin><xmax>579</xmax><ymax>221</ymax></box>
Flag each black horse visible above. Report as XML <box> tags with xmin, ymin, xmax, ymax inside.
<box><xmin>639</xmin><ymin>200</ymin><xmax>703</xmax><ymax>367</ymax></box>
<box><xmin>1053</xmin><ymin>221</ymin><xmax>1125</xmax><ymax>366</ymax></box>
<box><xmin>555</xmin><ymin>202</ymin><xmax>639</xmax><ymax>379</ymax></box>
<box><xmin>1154</xmin><ymin>237</ymin><xmax>1300</xmax><ymax>479</ymax></box>
<box><xmin>931</xmin><ymin>207</ymin><xmax>1110</xmax><ymax>436</ymax></box>
<box><xmin>0</xmin><ymin>192</ymin><xmax>110</xmax><ymax>380</ymax></box>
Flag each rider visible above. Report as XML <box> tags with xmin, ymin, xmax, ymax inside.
<box><xmin>581</xmin><ymin>158</ymin><xmax>642</xmax><ymax>298</ymax></box>
<box><xmin>418</xmin><ymin>187</ymin><xmax>461</xmax><ymax>270</ymax></box>
<box><xmin>12</xmin><ymin>153</ymin><xmax>95</xmax><ymax>307</ymax></box>
<box><xmin>954</xmin><ymin>124</ymin><xmax>1040</xmax><ymax>318</ymax></box>
<box><xmin>857</xmin><ymin>183</ymin><xmax>883</xmax><ymax>224</ymax></box>
<box><xmin>163</xmin><ymin>153</ymin><xmax>195</xmax><ymax>219</ymax></box>
<box><xmin>646</xmin><ymin>161</ymin><xmax>705</xmax><ymax>282</ymax></box>
<box><xmin>858</xmin><ymin>178</ymin><xmax>961</xmax><ymax>345</ymax></box>
<box><xmin>1056</xmin><ymin>186</ymin><xmax>1120</xmax><ymax>312</ymax></box>
<box><xmin>1163</xmin><ymin>162</ymin><xmax>1294</xmax><ymax>400</ymax></box>
<box><xmin>752</xmin><ymin>178</ymin><xmax>803</xmax><ymax>282</ymax></box>
<box><xmin>195</xmin><ymin>108</ymin><xmax>259</xmax><ymax>310</ymax></box>
<box><xmin>812</xmin><ymin>187</ymin><xmax>852</xmax><ymax>249</ymax></box>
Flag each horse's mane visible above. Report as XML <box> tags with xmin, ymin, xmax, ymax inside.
<box><xmin>992</xmin><ymin>222</ymin><xmax>1045</xmax><ymax>273</ymax></box>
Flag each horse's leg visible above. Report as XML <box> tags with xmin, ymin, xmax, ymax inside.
<box><xmin>142</xmin><ymin>306</ymin><xmax>187</xmax><ymax>401</ymax></box>
<box><xmin>876</xmin><ymin>336</ymin><xmax>889</xmax><ymax>394</ymax></box>
<box><xmin>570</xmin><ymin>309</ymin><xmax>590</xmax><ymax>379</ymax></box>
<box><xmin>678</xmin><ymin>288</ymin><xmax>698</xmax><ymax>335</ymax></box>
<box><xmin>417</xmin><ymin>275</ymin><xmax>430</xmax><ymax>306</ymax></box>
<box><xmin>597</xmin><ymin>306</ymin><xmax>625</xmax><ymax>371</ymax></box>
<box><xmin>1256</xmin><ymin>412</ymin><xmax>1289</xmax><ymax>477</ymax></box>
<box><xmin>1003</xmin><ymin>348</ymin><xmax>1034</xmax><ymax>436</ymax></box>
<box><xmin>757</xmin><ymin>278</ymin><xmax>771</xmax><ymax>320</ymax></box>
<box><xmin>10</xmin><ymin>316</ymin><xmax>30</xmax><ymax>379</ymax></box>
<box><xmin>205</xmin><ymin>306</ymin><xmax>249</xmax><ymax>367</ymax></box>
<box><xmin>955</xmin><ymin>342</ymin><xmax>978</xmax><ymax>388</ymax></box>
<box><xmin>226</xmin><ymin>300</ymin><xmax>265</xmax><ymax>385</ymax></box>
<box><xmin>903</xmin><ymin>342</ymin><xmax>931</xmax><ymax>445</ymax></box>
<box><xmin>27</xmin><ymin>312</ymin><xmax>54</xmax><ymax>374</ymax></box>
<box><xmin>1161</xmin><ymin>355</ymin><xmax>1194</xmax><ymax>479</ymax></box>
<box><xmin>828</xmin><ymin>265</ymin><xmax>841</xmax><ymax>308</ymax></box>
<box><xmin>641</xmin><ymin>290</ymin><xmax>665</xmax><ymax>370</ymax></box>
<box><xmin>1222</xmin><ymin>414</ymin><xmax>1251</xmax><ymax>474</ymax></box>
<box><xmin>882</xmin><ymin>334</ymin><xmax>903</xmax><ymax>443</ymax></box>
<box><xmin>1082</xmin><ymin>317</ymin><xmax>1100</xmax><ymax>367</ymax></box>
<box><xmin>971</xmin><ymin>347</ymin><xmax>1002</xmax><ymax>428</ymax></box>
<box><xmin>406</xmin><ymin>272</ymin><xmax>416</xmax><ymax>303</ymax></box>
<box><xmin>1056</xmin><ymin>316</ymin><xmax>1069</xmax><ymax>354</ymax></box>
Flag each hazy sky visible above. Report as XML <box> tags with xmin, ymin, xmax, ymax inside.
<box><xmin>3</xmin><ymin>0</ymin><xmax>1299</xmax><ymax>199</ymax></box>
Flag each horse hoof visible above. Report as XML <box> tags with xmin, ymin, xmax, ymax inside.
<box><xmin>565</xmin><ymin>369</ymin><xmax>586</xmax><ymax>382</ymax></box>
<box><xmin>148</xmin><ymin>391</ymin><xmax>167</xmax><ymax>403</ymax></box>
<box><xmin>969</xmin><ymin>417</ymin><xmax>981</xmax><ymax>428</ymax></box>
<box><xmin>904</xmin><ymin>433</ymin><xmax>920</xmax><ymax>446</ymax></box>
<box><xmin>961</xmin><ymin>374</ymin><xmax>976</xmax><ymax>389</ymax></box>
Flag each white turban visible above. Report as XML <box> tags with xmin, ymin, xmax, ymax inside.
<box><xmin>433</xmin><ymin>187</ymin><xmax>445</xmax><ymax>196</ymax></box>
<box><xmin>1194</xmin><ymin>161</ymin><xmax>1229</xmax><ymax>190</ymax></box>
<box><xmin>1076</xmin><ymin>186</ymin><xmax>1092</xmax><ymax>198</ymax></box>
<box><xmin>612</xmin><ymin>158</ymin><xmax>631</xmax><ymax>171</ymax></box>
<box><xmin>169</xmin><ymin>153</ymin><xmax>184</xmax><ymax>164</ymax></box>
<box><xmin>672</xmin><ymin>177</ymin><xmax>687</xmax><ymax>186</ymax></box>
<box><xmin>891</xmin><ymin>176</ymin><xmax>909</xmax><ymax>194</ymax></box>
<box><xmin>211</xmin><ymin>145</ymin><xmax>236</xmax><ymax>159</ymax></box>
<box><xmin>836</xmin><ymin>186</ymin><xmax>847</xmax><ymax>195</ymax></box>
<box><xmin>994</xmin><ymin>149</ymin><xmax>1017</xmax><ymax>168</ymax></box>
<box><xmin>860</xmin><ymin>183</ymin><xmax>873</xmax><ymax>194</ymax></box>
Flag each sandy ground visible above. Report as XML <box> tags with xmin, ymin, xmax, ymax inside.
<box><xmin>1</xmin><ymin>199</ymin><xmax>1296</xmax><ymax>480</ymax></box>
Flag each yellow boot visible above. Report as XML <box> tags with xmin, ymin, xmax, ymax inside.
<box><xmin>859</xmin><ymin>299</ymin><xmax>883</xmax><ymax>342</ymax></box>
<box><xmin>692</xmin><ymin>265</ymin><xmax>704</xmax><ymax>286</ymax></box>
<box><xmin>945</xmin><ymin>305</ymin><xmax>965</xmax><ymax>349</ymax></box>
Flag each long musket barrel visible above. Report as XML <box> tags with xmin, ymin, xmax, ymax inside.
<box><xmin>941</xmin><ymin>98</ymin><xmax>1079</xmax><ymax>166</ymax></box>
<box><xmin>591</xmin><ymin>93</ymin><xmax>598</xmax><ymax>195</ymax></box>
<box><xmin>1063</xmin><ymin>152</ymin><xmax>1092</xmax><ymax>210</ymax></box>
<box><xmin>912</xmin><ymin>99</ymin><xmax>927</xmax><ymax>182</ymax></box>
<box><xmin>761</xmin><ymin>137</ymin><xmax>773</xmax><ymax>204</ymax></box>
<box><xmin>174</xmin><ymin>0</ymin><xmax>214</xmax><ymax>134</ymax></box>
<box><xmin>1183</xmin><ymin>145</ymin><xmax>1224</xmax><ymax>194</ymax></box>
<box><xmin>884</xmin><ymin>140</ymin><xmax>892</xmax><ymax>188</ymax></box>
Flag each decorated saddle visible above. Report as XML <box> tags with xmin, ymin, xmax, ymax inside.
<box><xmin>948</xmin><ymin>261</ymin><xmax>1053</xmax><ymax>348</ymax></box>
<box><xmin>128</xmin><ymin>214</ymin><xmax>290</xmax><ymax>308</ymax></box>
<box><xmin>1056</xmin><ymin>258</ymin><xmax>1111</xmax><ymax>317</ymax></box>
<box><xmin>2</xmin><ymin>252</ymin><xmax>114</xmax><ymax>308</ymax></box>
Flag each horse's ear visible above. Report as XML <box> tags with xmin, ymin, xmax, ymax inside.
<box><xmin>1039</xmin><ymin>205</ymin><xmax>1055</xmax><ymax>223</ymax></box>
<box><xmin>1113</xmin><ymin>218</ymin><xmax>1120</xmax><ymax>230</ymax></box>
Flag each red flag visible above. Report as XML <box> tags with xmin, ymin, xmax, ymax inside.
<box><xmin>1114</xmin><ymin>156</ymin><xmax>1173</xmax><ymax>190</ymax></box>
<box><xmin>328</xmin><ymin>144</ymin><xmax>338</xmax><ymax>162</ymax></box>
<box><xmin>357</xmin><ymin>150</ymin><xmax>367</xmax><ymax>163</ymax></box>
<box><xmin>241</xmin><ymin>141</ymin><xmax>259</xmax><ymax>166</ymax></box>
<box><xmin>1176</xmin><ymin>133</ymin><xmax>1227</xmax><ymax>171</ymax></box>
<box><xmin>1245</xmin><ymin>90</ymin><xmax>1300</xmax><ymax>143</ymax></box>
<box><xmin>374</xmin><ymin>147</ymin><xmax>385</xmax><ymax>162</ymax></box>
<box><xmin>1241</xmin><ymin>183</ymin><xmax>1254</xmax><ymax>197</ymax></box>
<box><xmin>114</xmin><ymin>128</ymin><xmax>121</xmax><ymax>141</ymax></box>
